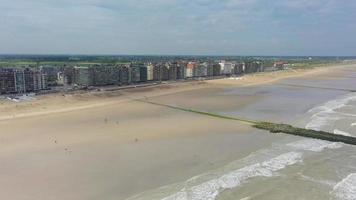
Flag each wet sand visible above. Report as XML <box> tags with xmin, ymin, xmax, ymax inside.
<box><xmin>0</xmin><ymin>64</ymin><xmax>355</xmax><ymax>200</ymax></box>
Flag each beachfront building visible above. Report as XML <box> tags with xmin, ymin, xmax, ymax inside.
<box><xmin>168</xmin><ymin>63</ymin><xmax>177</xmax><ymax>80</ymax></box>
<box><xmin>146</xmin><ymin>64</ymin><xmax>154</xmax><ymax>81</ymax></box>
<box><xmin>153</xmin><ymin>64</ymin><xmax>169</xmax><ymax>81</ymax></box>
<box><xmin>139</xmin><ymin>65</ymin><xmax>147</xmax><ymax>82</ymax></box>
<box><xmin>0</xmin><ymin>68</ymin><xmax>17</xmax><ymax>94</ymax></box>
<box><xmin>152</xmin><ymin>64</ymin><xmax>160</xmax><ymax>81</ymax></box>
<box><xmin>213</xmin><ymin>64</ymin><xmax>221</xmax><ymax>76</ymax></box>
<box><xmin>176</xmin><ymin>63</ymin><xmax>186</xmax><ymax>79</ymax></box>
<box><xmin>41</xmin><ymin>66</ymin><xmax>60</xmax><ymax>86</ymax></box>
<box><xmin>194</xmin><ymin>63</ymin><xmax>208</xmax><ymax>77</ymax></box>
<box><xmin>62</xmin><ymin>66</ymin><xmax>76</xmax><ymax>85</ymax></box>
<box><xmin>207</xmin><ymin>62</ymin><xmax>214</xmax><ymax>77</ymax></box>
<box><xmin>120</xmin><ymin>65</ymin><xmax>131</xmax><ymax>85</ymax></box>
<box><xmin>233</xmin><ymin>63</ymin><xmax>244</xmax><ymax>75</ymax></box>
<box><xmin>74</xmin><ymin>66</ymin><xmax>91</xmax><ymax>86</ymax></box>
<box><xmin>130</xmin><ymin>64</ymin><xmax>141</xmax><ymax>83</ymax></box>
<box><xmin>161</xmin><ymin>65</ymin><xmax>169</xmax><ymax>81</ymax></box>
<box><xmin>244</xmin><ymin>61</ymin><xmax>263</xmax><ymax>73</ymax></box>
<box><xmin>90</xmin><ymin>65</ymin><xmax>120</xmax><ymax>86</ymax></box>
<box><xmin>186</xmin><ymin>62</ymin><xmax>196</xmax><ymax>78</ymax></box>
<box><xmin>0</xmin><ymin>68</ymin><xmax>47</xmax><ymax>94</ymax></box>
<box><xmin>219</xmin><ymin>61</ymin><xmax>234</xmax><ymax>75</ymax></box>
<box><xmin>25</xmin><ymin>68</ymin><xmax>47</xmax><ymax>92</ymax></box>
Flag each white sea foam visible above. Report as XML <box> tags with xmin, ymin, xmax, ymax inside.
<box><xmin>299</xmin><ymin>174</ymin><xmax>335</xmax><ymax>187</ymax></box>
<box><xmin>334</xmin><ymin>129</ymin><xmax>352</xmax><ymax>137</ymax></box>
<box><xmin>162</xmin><ymin>152</ymin><xmax>302</xmax><ymax>200</ymax></box>
<box><xmin>305</xmin><ymin>93</ymin><xmax>356</xmax><ymax>131</ymax></box>
<box><xmin>287</xmin><ymin>139</ymin><xmax>343</xmax><ymax>152</ymax></box>
<box><xmin>331</xmin><ymin>173</ymin><xmax>356</xmax><ymax>200</ymax></box>
<box><xmin>351</xmin><ymin>123</ymin><xmax>356</xmax><ymax>127</ymax></box>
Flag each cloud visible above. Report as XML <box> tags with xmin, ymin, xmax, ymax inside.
<box><xmin>0</xmin><ymin>0</ymin><xmax>355</xmax><ymax>55</ymax></box>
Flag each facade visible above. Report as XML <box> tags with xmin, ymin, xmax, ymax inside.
<box><xmin>161</xmin><ymin>65</ymin><xmax>169</xmax><ymax>81</ymax></box>
<box><xmin>176</xmin><ymin>63</ymin><xmax>186</xmax><ymax>79</ymax></box>
<box><xmin>0</xmin><ymin>68</ymin><xmax>17</xmax><ymax>94</ymax></box>
<box><xmin>233</xmin><ymin>63</ymin><xmax>244</xmax><ymax>75</ymax></box>
<box><xmin>213</xmin><ymin>64</ymin><xmax>221</xmax><ymax>76</ymax></box>
<box><xmin>130</xmin><ymin>64</ymin><xmax>141</xmax><ymax>83</ymax></box>
<box><xmin>74</xmin><ymin>66</ymin><xmax>91</xmax><ymax>86</ymax></box>
<box><xmin>207</xmin><ymin>63</ymin><xmax>214</xmax><ymax>77</ymax></box>
<box><xmin>90</xmin><ymin>65</ymin><xmax>120</xmax><ymax>86</ymax></box>
<box><xmin>120</xmin><ymin>65</ymin><xmax>131</xmax><ymax>85</ymax></box>
<box><xmin>0</xmin><ymin>68</ymin><xmax>46</xmax><ymax>94</ymax></box>
<box><xmin>194</xmin><ymin>63</ymin><xmax>208</xmax><ymax>77</ymax></box>
<box><xmin>146</xmin><ymin>64</ymin><xmax>154</xmax><ymax>81</ymax></box>
<box><xmin>186</xmin><ymin>62</ymin><xmax>196</xmax><ymax>78</ymax></box>
<box><xmin>152</xmin><ymin>64</ymin><xmax>160</xmax><ymax>81</ymax></box>
<box><xmin>244</xmin><ymin>61</ymin><xmax>263</xmax><ymax>73</ymax></box>
<box><xmin>168</xmin><ymin>63</ymin><xmax>177</xmax><ymax>80</ymax></box>
<box><xmin>139</xmin><ymin>65</ymin><xmax>147</xmax><ymax>82</ymax></box>
<box><xmin>153</xmin><ymin>64</ymin><xmax>169</xmax><ymax>81</ymax></box>
<box><xmin>220</xmin><ymin>61</ymin><xmax>234</xmax><ymax>75</ymax></box>
<box><xmin>62</xmin><ymin>66</ymin><xmax>76</xmax><ymax>85</ymax></box>
<box><xmin>41</xmin><ymin>66</ymin><xmax>60</xmax><ymax>86</ymax></box>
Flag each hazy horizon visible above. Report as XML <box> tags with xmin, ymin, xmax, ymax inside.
<box><xmin>1</xmin><ymin>0</ymin><xmax>356</xmax><ymax>56</ymax></box>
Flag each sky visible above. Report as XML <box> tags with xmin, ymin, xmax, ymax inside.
<box><xmin>0</xmin><ymin>0</ymin><xmax>355</xmax><ymax>56</ymax></box>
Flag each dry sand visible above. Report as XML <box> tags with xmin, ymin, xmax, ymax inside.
<box><xmin>0</xmin><ymin>64</ymin><xmax>353</xmax><ymax>200</ymax></box>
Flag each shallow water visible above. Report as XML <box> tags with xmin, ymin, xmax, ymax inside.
<box><xmin>126</xmin><ymin>67</ymin><xmax>356</xmax><ymax>200</ymax></box>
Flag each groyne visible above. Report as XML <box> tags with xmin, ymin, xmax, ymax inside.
<box><xmin>137</xmin><ymin>99</ymin><xmax>356</xmax><ymax>146</ymax></box>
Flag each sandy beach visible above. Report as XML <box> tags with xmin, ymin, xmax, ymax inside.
<box><xmin>0</xmin><ymin>64</ymin><xmax>355</xmax><ymax>200</ymax></box>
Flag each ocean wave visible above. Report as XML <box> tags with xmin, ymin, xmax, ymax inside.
<box><xmin>351</xmin><ymin>123</ymin><xmax>356</xmax><ymax>127</ymax></box>
<box><xmin>162</xmin><ymin>152</ymin><xmax>302</xmax><ymax>200</ymax></box>
<box><xmin>334</xmin><ymin>129</ymin><xmax>352</xmax><ymax>137</ymax></box>
<box><xmin>305</xmin><ymin>93</ymin><xmax>356</xmax><ymax>131</ymax></box>
<box><xmin>331</xmin><ymin>173</ymin><xmax>356</xmax><ymax>200</ymax></box>
<box><xmin>286</xmin><ymin>139</ymin><xmax>343</xmax><ymax>152</ymax></box>
<box><xmin>299</xmin><ymin>174</ymin><xmax>335</xmax><ymax>187</ymax></box>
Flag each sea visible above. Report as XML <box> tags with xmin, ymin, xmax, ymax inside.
<box><xmin>127</xmin><ymin>66</ymin><xmax>356</xmax><ymax>200</ymax></box>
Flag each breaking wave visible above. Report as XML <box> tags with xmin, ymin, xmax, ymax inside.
<box><xmin>331</xmin><ymin>173</ymin><xmax>356</xmax><ymax>200</ymax></box>
<box><xmin>334</xmin><ymin>129</ymin><xmax>352</xmax><ymax>137</ymax></box>
<box><xmin>305</xmin><ymin>93</ymin><xmax>356</xmax><ymax>134</ymax></box>
<box><xmin>286</xmin><ymin>139</ymin><xmax>343</xmax><ymax>152</ymax></box>
<box><xmin>161</xmin><ymin>152</ymin><xmax>302</xmax><ymax>200</ymax></box>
